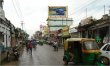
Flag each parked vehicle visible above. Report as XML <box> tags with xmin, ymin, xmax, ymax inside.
<box><xmin>12</xmin><ymin>47</ymin><xmax>20</xmax><ymax>60</ymax></box>
<box><xmin>7</xmin><ymin>47</ymin><xmax>20</xmax><ymax>61</ymax></box>
<box><xmin>99</xmin><ymin>43</ymin><xmax>110</xmax><ymax>65</ymax></box>
<box><xmin>63</xmin><ymin>38</ymin><xmax>103</xmax><ymax>65</ymax></box>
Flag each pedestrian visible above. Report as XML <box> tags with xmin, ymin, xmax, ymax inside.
<box><xmin>32</xmin><ymin>40</ymin><xmax>37</xmax><ymax>49</ymax></box>
<box><xmin>53</xmin><ymin>41</ymin><xmax>58</xmax><ymax>51</ymax></box>
<box><xmin>26</xmin><ymin>41</ymin><xmax>29</xmax><ymax>52</ymax></box>
<box><xmin>28</xmin><ymin>40</ymin><xmax>33</xmax><ymax>55</ymax></box>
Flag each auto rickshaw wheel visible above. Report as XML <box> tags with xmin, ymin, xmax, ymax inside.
<box><xmin>100</xmin><ymin>57</ymin><xmax>109</xmax><ymax>65</ymax></box>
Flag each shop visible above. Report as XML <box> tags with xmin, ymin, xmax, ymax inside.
<box><xmin>78</xmin><ymin>14</ymin><xmax>110</xmax><ymax>47</ymax></box>
<box><xmin>89</xmin><ymin>15</ymin><xmax>110</xmax><ymax>46</ymax></box>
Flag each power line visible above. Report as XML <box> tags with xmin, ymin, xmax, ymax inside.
<box><xmin>11</xmin><ymin>0</ymin><xmax>21</xmax><ymax>20</ymax></box>
<box><xmin>69</xmin><ymin>0</ymin><xmax>109</xmax><ymax>19</ymax></box>
<box><xmin>68</xmin><ymin>0</ymin><xmax>97</xmax><ymax>16</ymax></box>
<box><xmin>14</xmin><ymin>0</ymin><xmax>24</xmax><ymax>20</ymax></box>
<box><xmin>14</xmin><ymin>0</ymin><xmax>24</xmax><ymax>30</ymax></box>
<box><xmin>68</xmin><ymin>0</ymin><xmax>108</xmax><ymax>16</ymax></box>
<box><xmin>11</xmin><ymin>0</ymin><xmax>24</xmax><ymax>30</ymax></box>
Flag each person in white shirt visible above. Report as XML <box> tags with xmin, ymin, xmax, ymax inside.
<box><xmin>53</xmin><ymin>41</ymin><xmax>58</xmax><ymax>51</ymax></box>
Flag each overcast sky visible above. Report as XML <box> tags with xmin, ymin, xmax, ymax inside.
<box><xmin>3</xmin><ymin>0</ymin><xmax>110</xmax><ymax>37</ymax></box>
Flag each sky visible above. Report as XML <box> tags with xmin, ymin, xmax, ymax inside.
<box><xmin>3</xmin><ymin>0</ymin><xmax>110</xmax><ymax>37</ymax></box>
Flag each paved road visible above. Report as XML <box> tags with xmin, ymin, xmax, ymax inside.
<box><xmin>2</xmin><ymin>44</ymin><xmax>73</xmax><ymax>66</ymax></box>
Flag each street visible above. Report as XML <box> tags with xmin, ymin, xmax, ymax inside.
<box><xmin>2</xmin><ymin>44</ymin><xmax>72</xmax><ymax>66</ymax></box>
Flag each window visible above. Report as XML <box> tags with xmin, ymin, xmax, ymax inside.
<box><xmin>0</xmin><ymin>32</ymin><xmax>4</xmax><ymax>42</ymax></box>
<box><xmin>102</xmin><ymin>45</ymin><xmax>109</xmax><ymax>51</ymax></box>
<box><xmin>83</xmin><ymin>41</ymin><xmax>99</xmax><ymax>50</ymax></box>
<box><xmin>106</xmin><ymin>45</ymin><xmax>110</xmax><ymax>51</ymax></box>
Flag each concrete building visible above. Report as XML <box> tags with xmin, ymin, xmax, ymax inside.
<box><xmin>77</xmin><ymin>14</ymin><xmax>110</xmax><ymax>47</ymax></box>
<box><xmin>0</xmin><ymin>0</ymin><xmax>11</xmax><ymax>64</ymax></box>
<box><xmin>0</xmin><ymin>0</ymin><xmax>11</xmax><ymax>48</ymax></box>
<box><xmin>69</xmin><ymin>27</ymin><xmax>80</xmax><ymax>38</ymax></box>
<box><xmin>47</xmin><ymin>6</ymin><xmax>73</xmax><ymax>46</ymax></box>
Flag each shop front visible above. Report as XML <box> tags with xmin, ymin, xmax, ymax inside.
<box><xmin>78</xmin><ymin>14</ymin><xmax>110</xmax><ymax>47</ymax></box>
<box><xmin>89</xmin><ymin>18</ymin><xmax>110</xmax><ymax>47</ymax></box>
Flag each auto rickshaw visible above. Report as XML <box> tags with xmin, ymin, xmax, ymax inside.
<box><xmin>63</xmin><ymin>38</ymin><xmax>103</xmax><ymax>65</ymax></box>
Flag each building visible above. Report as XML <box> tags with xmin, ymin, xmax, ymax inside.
<box><xmin>0</xmin><ymin>0</ymin><xmax>11</xmax><ymax>48</ymax></box>
<box><xmin>69</xmin><ymin>27</ymin><xmax>80</xmax><ymax>38</ymax></box>
<box><xmin>47</xmin><ymin>6</ymin><xmax>73</xmax><ymax>46</ymax></box>
<box><xmin>0</xmin><ymin>0</ymin><xmax>11</xmax><ymax>64</ymax></box>
<box><xmin>77</xmin><ymin>14</ymin><xmax>110</xmax><ymax>47</ymax></box>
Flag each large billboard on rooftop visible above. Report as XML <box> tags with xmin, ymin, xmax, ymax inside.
<box><xmin>48</xmin><ymin>6</ymin><xmax>68</xmax><ymax>18</ymax></box>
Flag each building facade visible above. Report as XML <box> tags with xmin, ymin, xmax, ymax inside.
<box><xmin>78</xmin><ymin>14</ymin><xmax>110</xmax><ymax>47</ymax></box>
<box><xmin>47</xmin><ymin>6</ymin><xmax>73</xmax><ymax>46</ymax></box>
<box><xmin>0</xmin><ymin>0</ymin><xmax>11</xmax><ymax>48</ymax></box>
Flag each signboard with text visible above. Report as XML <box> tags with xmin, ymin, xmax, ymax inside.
<box><xmin>62</xmin><ymin>26</ymin><xmax>69</xmax><ymax>36</ymax></box>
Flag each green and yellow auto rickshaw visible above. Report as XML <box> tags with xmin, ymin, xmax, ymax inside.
<box><xmin>63</xmin><ymin>38</ymin><xmax>103</xmax><ymax>65</ymax></box>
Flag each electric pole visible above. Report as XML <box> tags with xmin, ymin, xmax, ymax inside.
<box><xmin>104</xmin><ymin>5</ymin><xmax>105</xmax><ymax>15</ymax></box>
<box><xmin>109</xmin><ymin>6</ymin><xmax>110</xmax><ymax>15</ymax></box>
<box><xmin>21</xmin><ymin>21</ymin><xmax>24</xmax><ymax>30</ymax></box>
<box><xmin>86</xmin><ymin>8</ymin><xmax>87</xmax><ymax>18</ymax></box>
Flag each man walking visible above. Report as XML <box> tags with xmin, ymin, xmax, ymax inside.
<box><xmin>28</xmin><ymin>40</ymin><xmax>33</xmax><ymax>55</ymax></box>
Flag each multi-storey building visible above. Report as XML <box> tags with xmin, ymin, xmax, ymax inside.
<box><xmin>47</xmin><ymin>6</ymin><xmax>73</xmax><ymax>45</ymax></box>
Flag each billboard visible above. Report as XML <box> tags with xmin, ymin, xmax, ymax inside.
<box><xmin>48</xmin><ymin>6</ymin><xmax>68</xmax><ymax>18</ymax></box>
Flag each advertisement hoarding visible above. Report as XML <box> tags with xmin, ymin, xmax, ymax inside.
<box><xmin>62</xmin><ymin>26</ymin><xmax>69</xmax><ymax>36</ymax></box>
<box><xmin>48</xmin><ymin>6</ymin><xmax>68</xmax><ymax>18</ymax></box>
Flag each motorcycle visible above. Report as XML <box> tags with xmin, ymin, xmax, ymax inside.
<box><xmin>7</xmin><ymin>47</ymin><xmax>20</xmax><ymax>61</ymax></box>
<box><xmin>12</xmin><ymin>47</ymin><xmax>20</xmax><ymax>60</ymax></box>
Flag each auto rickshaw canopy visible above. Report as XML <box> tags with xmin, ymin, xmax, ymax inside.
<box><xmin>64</xmin><ymin>38</ymin><xmax>96</xmax><ymax>50</ymax></box>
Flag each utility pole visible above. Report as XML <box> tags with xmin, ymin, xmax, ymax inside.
<box><xmin>21</xmin><ymin>21</ymin><xmax>24</xmax><ymax>30</ymax></box>
<box><xmin>104</xmin><ymin>5</ymin><xmax>105</xmax><ymax>15</ymax></box>
<box><xmin>86</xmin><ymin>8</ymin><xmax>87</xmax><ymax>18</ymax></box>
<box><xmin>109</xmin><ymin>5</ymin><xmax>110</xmax><ymax>15</ymax></box>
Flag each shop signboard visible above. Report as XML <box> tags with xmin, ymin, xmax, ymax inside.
<box><xmin>95</xmin><ymin>36</ymin><xmax>101</xmax><ymax>43</ymax></box>
<box><xmin>62</xmin><ymin>26</ymin><xmax>69</xmax><ymax>37</ymax></box>
<box><xmin>48</xmin><ymin>6</ymin><xmax>68</xmax><ymax>18</ymax></box>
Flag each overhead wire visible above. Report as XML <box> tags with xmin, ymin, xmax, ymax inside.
<box><xmin>69</xmin><ymin>0</ymin><xmax>108</xmax><ymax>19</ymax></box>
<box><xmin>11</xmin><ymin>0</ymin><xmax>25</xmax><ymax>30</ymax></box>
<box><xmin>14</xmin><ymin>0</ymin><xmax>24</xmax><ymax>20</ymax></box>
<box><xmin>11</xmin><ymin>0</ymin><xmax>21</xmax><ymax>20</ymax></box>
<box><xmin>69</xmin><ymin>0</ymin><xmax>109</xmax><ymax>27</ymax></box>
<box><xmin>68</xmin><ymin>0</ymin><xmax>98</xmax><ymax>16</ymax></box>
<box><xmin>11</xmin><ymin>0</ymin><xmax>24</xmax><ymax>21</ymax></box>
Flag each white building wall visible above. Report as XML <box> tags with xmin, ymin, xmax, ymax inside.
<box><xmin>0</xmin><ymin>24</ymin><xmax>10</xmax><ymax>47</ymax></box>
